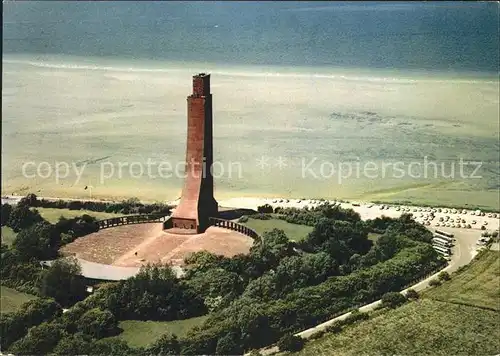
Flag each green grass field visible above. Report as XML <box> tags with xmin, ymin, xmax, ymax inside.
<box><xmin>0</xmin><ymin>286</ymin><xmax>37</xmax><ymax>314</ymax></box>
<box><xmin>243</xmin><ymin>218</ymin><xmax>313</xmax><ymax>242</ymax></box>
<box><xmin>297</xmin><ymin>299</ymin><xmax>500</xmax><ymax>356</ymax></box>
<box><xmin>368</xmin><ymin>232</ymin><xmax>382</xmax><ymax>242</ymax></box>
<box><xmin>35</xmin><ymin>208</ymin><xmax>124</xmax><ymax>224</ymax></box>
<box><xmin>424</xmin><ymin>250</ymin><xmax>500</xmax><ymax>311</ymax></box>
<box><xmin>109</xmin><ymin>316</ymin><xmax>208</xmax><ymax>348</ymax></box>
<box><xmin>243</xmin><ymin>219</ymin><xmax>380</xmax><ymax>243</ymax></box>
<box><xmin>1</xmin><ymin>226</ymin><xmax>18</xmax><ymax>246</ymax></box>
<box><xmin>294</xmin><ymin>250</ymin><xmax>500</xmax><ymax>356</ymax></box>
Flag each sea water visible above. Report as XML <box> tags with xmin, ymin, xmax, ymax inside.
<box><xmin>2</xmin><ymin>2</ymin><xmax>499</xmax><ymax>209</ymax></box>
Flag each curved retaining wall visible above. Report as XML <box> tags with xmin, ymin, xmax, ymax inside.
<box><xmin>97</xmin><ymin>214</ymin><xmax>170</xmax><ymax>229</ymax></box>
<box><xmin>96</xmin><ymin>215</ymin><xmax>259</xmax><ymax>242</ymax></box>
<box><xmin>209</xmin><ymin>217</ymin><xmax>260</xmax><ymax>240</ymax></box>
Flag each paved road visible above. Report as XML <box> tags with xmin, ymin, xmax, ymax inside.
<box><xmin>249</xmin><ymin>227</ymin><xmax>480</xmax><ymax>355</ymax></box>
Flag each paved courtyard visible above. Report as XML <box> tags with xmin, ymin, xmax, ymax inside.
<box><xmin>62</xmin><ymin>223</ymin><xmax>253</xmax><ymax>268</ymax></box>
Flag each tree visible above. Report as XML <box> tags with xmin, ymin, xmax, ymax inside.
<box><xmin>1</xmin><ymin>299</ymin><xmax>62</xmax><ymax>349</ymax></box>
<box><xmin>254</xmin><ymin>229</ymin><xmax>291</xmax><ymax>257</ymax></box>
<box><xmin>381</xmin><ymin>292</ymin><xmax>407</xmax><ymax>308</ymax></box>
<box><xmin>8</xmin><ymin>321</ymin><xmax>63</xmax><ymax>355</ymax></box>
<box><xmin>148</xmin><ymin>333</ymin><xmax>180</xmax><ymax>355</ymax></box>
<box><xmin>60</xmin><ymin>232</ymin><xmax>74</xmax><ymax>245</ymax></box>
<box><xmin>230</xmin><ymin>299</ymin><xmax>275</xmax><ymax>349</ymax></box>
<box><xmin>309</xmin><ymin>330</ymin><xmax>326</xmax><ymax>339</ymax></box>
<box><xmin>95</xmin><ymin>263</ymin><xmax>206</xmax><ymax>321</ymax></box>
<box><xmin>90</xmin><ymin>338</ymin><xmax>134</xmax><ymax>356</ymax></box>
<box><xmin>366</xmin><ymin>216</ymin><xmax>395</xmax><ymax>233</ymax></box>
<box><xmin>244</xmin><ymin>252</ymin><xmax>337</xmax><ymax>300</ymax></box>
<box><xmin>20</xmin><ymin>298</ymin><xmax>62</xmax><ymax>325</ymax></box>
<box><xmin>58</xmin><ymin>300</ymin><xmax>93</xmax><ymax>334</ymax></box>
<box><xmin>325</xmin><ymin>320</ymin><xmax>343</xmax><ymax>333</ymax></box>
<box><xmin>252</xmin><ymin>213</ymin><xmax>271</xmax><ymax>220</ymax></box>
<box><xmin>428</xmin><ymin>278</ymin><xmax>441</xmax><ymax>287</ymax></box>
<box><xmin>348</xmin><ymin>253</ymin><xmax>362</xmax><ymax>270</ymax></box>
<box><xmin>215</xmin><ymin>331</ymin><xmax>243</xmax><ymax>355</ymax></box>
<box><xmin>186</xmin><ymin>267</ymin><xmax>243</xmax><ymax>311</ymax></box>
<box><xmin>13</xmin><ymin>221</ymin><xmax>60</xmax><ymax>260</ymax></box>
<box><xmin>405</xmin><ymin>288</ymin><xmax>420</xmax><ymax>300</ymax></box>
<box><xmin>52</xmin><ymin>332</ymin><xmax>92</xmax><ymax>355</ymax></box>
<box><xmin>1</xmin><ymin>203</ymin><xmax>13</xmax><ymax>226</ymax></box>
<box><xmin>39</xmin><ymin>257</ymin><xmax>86</xmax><ymax>306</ymax></box>
<box><xmin>277</xmin><ymin>333</ymin><xmax>304</xmax><ymax>352</ymax></box>
<box><xmin>0</xmin><ymin>249</ymin><xmax>43</xmax><ymax>293</ymax></box>
<box><xmin>374</xmin><ymin>233</ymin><xmax>415</xmax><ymax>262</ymax></box>
<box><xmin>242</xmin><ymin>273</ymin><xmax>277</xmax><ymax>301</ymax></box>
<box><xmin>438</xmin><ymin>271</ymin><xmax>451</xmax><ymax>281</ymax></box>
<box><xmin>386</xmin><ymin>214</ymin><xmax>433</xmax><ymax>243</ymax></box>
<box><xmin>344</xmin><ymin>309</ymin><xmax>369</xmax><ymax>324</ymax></box>
<box><xmin>7</xmin><ymin>205</ymin><xmax>44</xmax><ymax>232</ymax></box>
<box><xmin>303</xmin><ymin>218</ymin><xmax>371</xmax><ymax>265</ymax></box>
<box><xmin>320</xmin><ymin>204</ymin><xmax>361</xmax><ymax>223</ymax></box>
<box><xmin>71</xmin><ymin>215</ymin><xmax>99</xmax><ymax>237</ymax></box>
<box><xmin>0</xmin><ymin>313</ymin><xmax>21</xmax><ymax>350</ymax></box>
<box><xmin>257</xmin><ymin>204</ymin><xmax>274</xmax><ymax>213</ymax></box>
<box><xmin>77</xmin><ymin>308</ymin><xmax>117</xmax><ymax>338</ymax></box>
<box><xmin>18</xmin><ymin>193</ymin><xmax>38</xmax><ymax>207</ymax></box>
<box><xmin>184</xmin><ymin>251</ymin><xmax>225</xmax><ymax>272</ymax></box>
<box><xmin>249</xmin><ymin>229</ymin><xmax>293</xmax><ymax>273</ymax></box>
<box><xmin>67</xmin><ymin>200</ymin><xmax>84</xmax><ymax>210</ymax></box>
<box><xmin>54</xmin><ymin>215</ymin><xmax>99</xmax><ymax>240</ymax></box>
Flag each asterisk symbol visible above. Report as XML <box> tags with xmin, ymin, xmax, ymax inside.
<box><xmin>256</xmin><ymin>156</ymin><xmax>271</xmax><ymax>170</ymax></box>
<box><xmin>274</xmin><ymin>156</ymin><xmax>287</xmax><ymax>170</ymax></box>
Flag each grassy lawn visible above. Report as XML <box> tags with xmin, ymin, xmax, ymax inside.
<box><xmin>293</xmin><ymin>250</ymin><xmax>500</xmax><ymax>356</ymax></box>
<box><xmin>368</xmin><ymin>232</ymin><xmax>382</xmax><ymax>242</ymax></box>
<box><xmin>424</xmin><ymin>250</ymin><xmax>500</xmax><ymax>310</ymax></box>
<box><xmin>1</xmin><ymin>226</ymin><xmax>17</xmax><ymax>246</ymax></box>
<box><xmin>296</xmin><ymin>299</ymin><xmax>500</xmax><ymax>356</ymax></box>
<box><xmin>243</xmin><ymin>218</ymin><xmax>313</xmax><ymax>242</ymax></box>
<box><xmin>110</xmin><ymin>315</ymin><xmax>208</xmax><ymax>348</ymax></box>
<box><xmin>35</xmin><ymin>208</ymin><xmax>124</xmax><ymax>224</ymax></box>
<box><xmin>0</xmin><ymin>286</ymin><xmax>37</xmax><ymax>314</ymax></box>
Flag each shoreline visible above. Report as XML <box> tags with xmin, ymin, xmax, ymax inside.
<box><xmin>3</xmin><ymin>53</ymin><xmax>499</xmax><ymax>83</ymax></box>
<box><xmin>3</xmin><ymin>193</ymin><xmax>499</xmax><ymax>213</ymax></box>
<box><xmin>3</xmin><ymin>55</ymin><xmax>499</xmax><ymax>213</ymax></box>
<box><xmin>3</xmin><ymin>194</ymin><xmax>499</xmax><ymax>219</ymax></box>
<box><xmin>4</xmin><ymin>194</ymin><xmax>499</xmax><ymax>252</ymax></box>
<box><xmin>3</xmin><ymin>182</ymin><xmax>499</xmax><ymax>212</ymax></box>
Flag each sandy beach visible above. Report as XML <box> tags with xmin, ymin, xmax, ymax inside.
<box><xmin>2</xmin><ymin>55</ymin><xmax>499</xmax><ymax>210</ymax></box>
<box><xmin>5</xmin><ymin>192</ymin><xmax>498</xmax><ymax>234</ymax></box>
<box><xmin>165</xmin><ymin>196</ymin><xmax>500</xmax><ymax>234</ymax></box>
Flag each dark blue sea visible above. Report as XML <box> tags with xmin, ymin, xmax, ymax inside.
<box><xmin>3</xmin><ymin>1</ymin><xmax>499</xmax><ymax>74</ymax></box>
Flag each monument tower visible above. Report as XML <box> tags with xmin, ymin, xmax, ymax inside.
<box><xmin>169</xmin><ymin>73</ymin><xmax>218</xmax><ymax>233</ymax></box>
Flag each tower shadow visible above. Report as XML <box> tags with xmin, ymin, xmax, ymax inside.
<box><xmin>217</xmin><ymin>207</ymin><xmax>258</xmax><ymax>220</ymax></box>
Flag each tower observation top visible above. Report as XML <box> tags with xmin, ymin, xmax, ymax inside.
<box><xmin>192</xmin><ymin>73</ymin><xmax>210</xmax><ymax>97</ymax></box>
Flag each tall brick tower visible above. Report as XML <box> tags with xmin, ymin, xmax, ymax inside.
<box><xmin>169</xmin><ymin>73</ymin><xmax>218</xmax><ymax>233</ymax></box>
